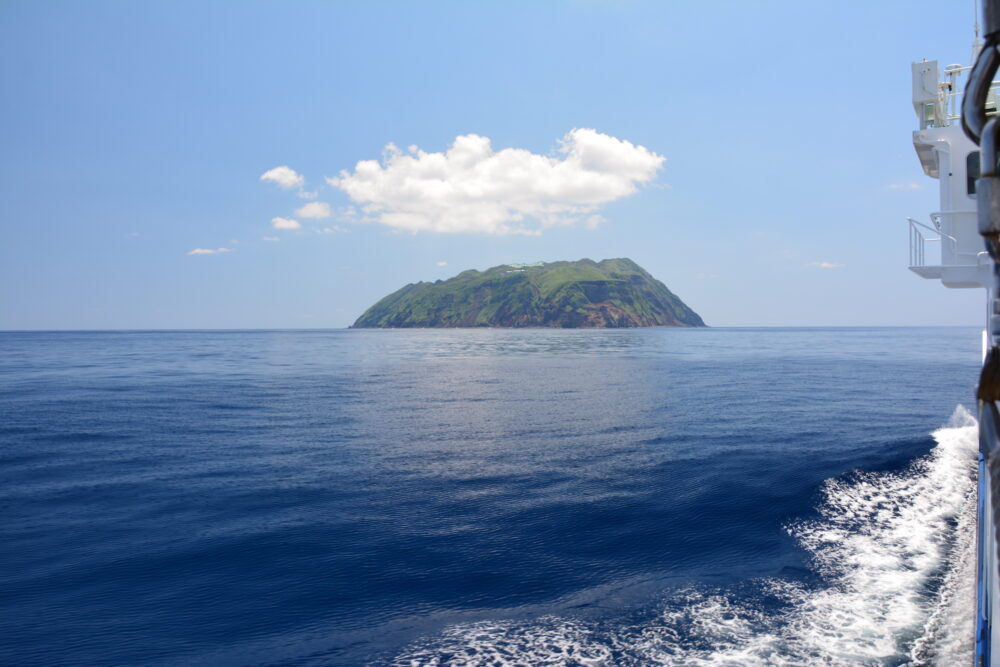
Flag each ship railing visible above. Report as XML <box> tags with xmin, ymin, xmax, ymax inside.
<box><xmin>941</xmin><ymin>77</ymin><xmax>1000</xmax><ymax>125</ymax></box>
<box><xmin>922</xmin><ymin>59</ymin><xmax>1000</xmax><ymax>127</ymax></box>
<box><xmin>908</xmin><ymin>216</ymin><xmax>956</xmax><ymax>267</ymax></box>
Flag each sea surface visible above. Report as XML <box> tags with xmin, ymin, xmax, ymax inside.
<box><xmin>0</xmin><ymin>327</ymin><xmax>984</xmax><ymax>666</ymax></box>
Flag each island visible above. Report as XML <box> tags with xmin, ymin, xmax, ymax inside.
<box><xmin>352</xmin><ymin>258</ymin><xmax>705</xmax><ymax>328</ymax></box>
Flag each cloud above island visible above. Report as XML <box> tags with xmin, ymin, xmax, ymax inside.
<box><xmin>260</xmin><ymin>165</ymin><xmax>304</xmax><ymax>190</ymax></box>
<box><xmin>326</xmin><ymin>128</ymin><xmax>665</xmax><ymax>235</ymax></box>
<box><xmin>296</xmin><ymin>201</ymin><xmax>332</xmax><ymax>219</ymax></box>
<box><xmin>271</xmin><ymin>217</ymin><xmax>301</xmax><ymax>230</ymax></box>
<box><xmin>187</xmin><ymin>247</ymin><xmax>232</xmax><ymax>255</ymax></box>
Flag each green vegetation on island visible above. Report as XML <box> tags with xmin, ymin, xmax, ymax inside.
<box><xmin>352</xmin><ymin>258</ymin><xmax>705</xmax><ymax>328</ymax></box>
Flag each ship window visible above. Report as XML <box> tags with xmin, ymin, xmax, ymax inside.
<box><xmin>969</xmin><ymin>151</ymin><xmax>980</xmax><ymax>197</ymax></box>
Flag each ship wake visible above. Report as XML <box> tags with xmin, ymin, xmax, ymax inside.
<box><xmin>387</xmin><ymin>406</ymin><xmax>979</xmax><ymax>666</ymax></box>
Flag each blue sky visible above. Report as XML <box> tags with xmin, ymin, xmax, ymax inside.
<box><xmin>0</xmin><ymin>0</ymin><xmax>985</xmax><ymax>329</ymax></box>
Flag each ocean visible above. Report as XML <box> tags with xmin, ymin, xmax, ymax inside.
<box><xmin>0</xmin><ymin>327</ymin><xmax>983</xmax><ymax>666</ymax></box>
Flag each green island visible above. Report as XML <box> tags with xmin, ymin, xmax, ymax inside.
<box><xmin>352</xmin><ymin>258</ymin><xmax>705</xmax><ymax>328</ymax></box>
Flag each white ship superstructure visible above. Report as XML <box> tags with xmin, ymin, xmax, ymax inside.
<box><xmin>909</xmin><ymin>58</ymin><xmax>993</xmax><ymax>288</ymax></box>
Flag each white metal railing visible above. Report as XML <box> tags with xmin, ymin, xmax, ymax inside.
<box><xmin>942</xmin><ymin>80</ymin><xmax>1000</xmax><ymax>124</ymax></box>
<box><xmin>923</xmin><ymin>60</ymin><xmax>1000</xmax><ymax>127</ymax></box>
<box><xmin>908</xmin><ymin>216</ymin><xmax>957</xmax><ymax>267</ymax></box>
<box><xmin>909</xmin><ymin>217</ymin><xmax>930</xmax><ymax>266</ymax></box>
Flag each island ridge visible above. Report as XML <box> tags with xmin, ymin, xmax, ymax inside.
<box><xmin>352</xmin><ymin>258</ymin><xmax>705</xmax><ymax>328</ymax></box>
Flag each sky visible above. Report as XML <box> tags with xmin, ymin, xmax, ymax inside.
<box><xmin>0</xmin><ymin>0</ymin><xmax>988</xmax><ymax>329</ymax></box>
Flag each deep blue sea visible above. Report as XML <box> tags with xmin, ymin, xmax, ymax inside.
<box><xmin>0</xmin><ymin>327</ymin><xmax>984</xmax><ymax>666</ymax></box>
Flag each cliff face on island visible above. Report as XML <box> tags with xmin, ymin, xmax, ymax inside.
<box><xmin>352</xmin><ymin>258</ymin><xmax>705</xmax><ymax>328</ymax></box>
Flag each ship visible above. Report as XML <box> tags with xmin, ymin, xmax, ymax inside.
<box><xmin>909</xmin><ymin>4</ymin><xmax>1000</xmax><ymax>663</ymax></box>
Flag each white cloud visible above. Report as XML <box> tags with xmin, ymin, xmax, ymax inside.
<box><xmin>887</xmin><ymin>183</ymin><xmax>922</xmax><ymax>190</ymax></box>
<box><xmin>188</xmin><ymin>247</ymin><xmax>232</xmax><ymax>255</ymax></box>
<box><xmin>296</xmin><ymin>201</ymin><xmax>332</xmax><ymax>219</ymax></box>
<box><xmin>260</xmin><ymin>166</ymin><xmax>304</xmax><ymax>189</ymax></box>
<box><xmin>319</xmin><ymin>225</ymin><xmax>349</xmax><ymax>234</ymax></box>
<box><xmin>262</xmin><ymin>236</ymin><xmax>280</xmax><ymax>242</ymax></box>
<box><xmin>271</xmin><ymin>217</ymin><xmax>301</xmax><ymax>230</ymax></box>
<box><xmin>327</xmin><ymin>128</ymin><xmax>665</xmax><ymax>235</ymax></box>
<box><xmin>806</xmin><ymin>261</ymin><xmax>844</xmax><ymax>269</ymax></box>
<box><xmin>436</xmin><ymin>260</ymin><xmax>448</xmax><ymax>267</ymax></box>
<box><xmin>298</xmin><ymin>190</ymin><xmax>318</xmax><ymax>199</ymax></box>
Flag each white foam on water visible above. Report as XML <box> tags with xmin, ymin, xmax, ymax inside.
<box><xmin>388</xmin><ymin>407</ymin><xmax>979</xmax><ymax>666</ymax></box>
<box><xmin>390</xmin><ymin>617</ymin><xmax>613</xmax><ymax>666</ymax></box>
<box><xmin>903</xmin><ymin>407</ymin><xmax>979</xmax><ymax>667</ymax></box>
